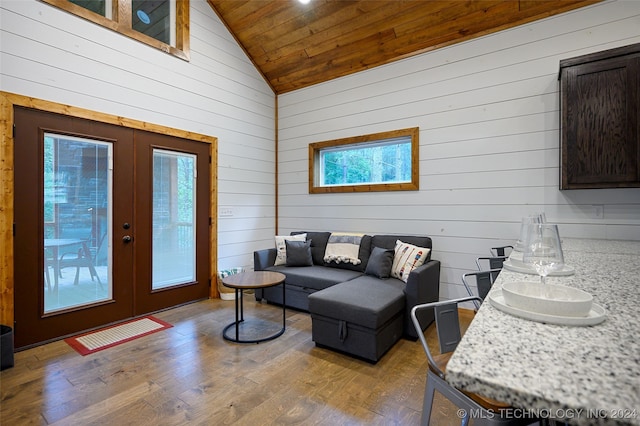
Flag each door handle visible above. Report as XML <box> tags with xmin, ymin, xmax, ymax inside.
<box><xmin>123</xmin><ymin>235</ymin><xmax>132</xmax><ymax>243</ymax></box>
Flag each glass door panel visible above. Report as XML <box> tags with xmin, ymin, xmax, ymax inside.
<box><xmin>43</xmin><ymin>133</ymin><xmax>112</xmax><ymax>313</ymax></box>
<box><xmin>152</xmin><ymin>149</ymin><xmax>196</xmax><ymax>290</ymax></box>
<box><xmin>133</xmin><ymin>130</ymin><xmax>209</xmax><ymax>315</ymax></box>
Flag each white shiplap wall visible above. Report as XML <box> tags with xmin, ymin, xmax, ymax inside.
<box><xmin>278</xmin><ymin>0</ymin><xmax>640</xmax><ymax>301</ymax></box>
<box><xmin>0</xmin><ymin>0</ymin><xmax>276</xmax><ymax>272</ymax></box>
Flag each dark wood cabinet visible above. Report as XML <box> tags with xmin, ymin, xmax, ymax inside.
<box><xmin>559</xmin><ymin>43</ymin><xmax>640</xmax><ymax>189</ymax></box>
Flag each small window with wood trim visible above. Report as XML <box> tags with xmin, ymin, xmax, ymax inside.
<box><xmin>309</xmin><ymin>127</ymin><xmax>419</xmax><ymax>194</ymax></box>
<box><xmin>41</xmin><ymin>0</ymin><xmax>190</xmax><ymax>61</ymax></box>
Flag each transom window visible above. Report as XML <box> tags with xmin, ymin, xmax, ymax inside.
<box><xmin>309</xmin><ymin>127</ymin><xmax>419</xmax><ymax>193</ymax></box>
<box><xmin>41</xmin><ymin>0</ymin><xmax>189</xmax><ymax>61</ymax></box>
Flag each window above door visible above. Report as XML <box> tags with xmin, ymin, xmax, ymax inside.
<box><xmin>41</xmin><ymin>0</ymin><xmax>190</xmax><ymax>61</ymax></box>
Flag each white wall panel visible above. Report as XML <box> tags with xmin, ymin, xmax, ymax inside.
<box><xmin>0</xmin><ymin>0</ymin><xmax>276</xmax><ymax>274</ymax></box>
<box><xmin>278</xmin><ymin>0</ymin><xmax>640</xmax><ymax>301</ymax></box>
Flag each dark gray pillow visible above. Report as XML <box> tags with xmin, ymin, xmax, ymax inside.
<box><xmin>285</xmin><ymin>239</ymin><xmax>313</xmax><ymax>266</ymax></box>
<box><xmin>291</xmin><ymin>231</ymin><xmax>331</xmax><ymax>265</ymax></box>
<box><xmin>365</xmin><ymin>246</ymin><xmax>394</xmax><ymax>278</ymax></box>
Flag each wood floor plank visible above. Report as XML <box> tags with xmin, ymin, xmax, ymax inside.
<box><xmin>1</xmin><ymin>296</ymin><xmax>473</xmax><ymax>425</ymax></box>
<box><xmin>48</xmin><ymin>381</ymin><xmax>163</xmax><ymax>425</ymax></box>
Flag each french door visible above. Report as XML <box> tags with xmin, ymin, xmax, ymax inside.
<box><xmin>13</xmin><ymin>107</ymin><xmax>210</xmax><ymax>349</ymax></box>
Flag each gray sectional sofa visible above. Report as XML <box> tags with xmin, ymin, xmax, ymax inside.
<box><xmin>253</xmin><ymin>231</ymin><xmax>440</xmax><ymax>362</ymax></box>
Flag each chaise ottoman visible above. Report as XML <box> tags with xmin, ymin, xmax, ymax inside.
<box><xmin>307</xmin><ymin>275</ymin><xmax>405</xmax><ymax>363</ymax></box>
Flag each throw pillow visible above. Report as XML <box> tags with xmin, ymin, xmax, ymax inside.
<box><xmin>365</xmin><ymin>246</ymin><xmax>394</xmax><ymax>278</ymax></box>
<box><xmin>391</xmin><ymin>240</ymin><xmax>431</xmax><ymax>283</ymax></box>
<box><xmin>285</xmin><ymin>239</ymin><xmax>313</xmax><ymax>266</ymax></box>
<box><xmin>291</xmin><ymin>231</ymin><xmax>331</xmax><ymax>265</ymax></box>
<box><xmin>324</xmin><ymin>234</ymin><xmax>372</xmax><ymax>272</ymax></box>
<box><xmin>274</xmin><ymin>233</ymin><xmax>307</xmax><ymax>266</ymax></box>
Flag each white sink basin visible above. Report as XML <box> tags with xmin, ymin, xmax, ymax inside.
<box><xmin>501</xmin><ymin>281</ymin><xmax>593</xmax><ymax>317</ymax></box>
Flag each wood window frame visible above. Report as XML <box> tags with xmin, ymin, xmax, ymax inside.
<box><xmin>41</xmin><ymin>0</ymin><xmax>190</xmax><ymax>61</ymax></box>
<box><xmin>309</xmin><ymin>127</ymin><xmax>419</xmax><ymax>194</ymax></box>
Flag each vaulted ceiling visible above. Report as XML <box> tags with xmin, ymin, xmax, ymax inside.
<box><xmin>208</xmin><ymin>0</ymin><xmax>600</xmax><ymax>94</ymax></box>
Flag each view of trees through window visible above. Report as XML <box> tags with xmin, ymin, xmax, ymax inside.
<box><xmin>42</xmin><ymin>134</ymin><xmax>111</xmax><ymax>312</ymax></box>
<box><xmin>152</xmin><ymin>150</ymin><xmax>196</xmax><ymax>288</ymax></box>
<box><xmin>310</xmin><ymin>127</ymin><xmax>419</xmax><ymax>193</ymax></box>
<box><xmin>321</xmin><ymin>139</ymin><xmax>412</xmax><ymax>186</ymax></box>
<box><xmin>43</xmin><ymin>134</ymin><xmax>109</xmax><ymax>247</ymax></box>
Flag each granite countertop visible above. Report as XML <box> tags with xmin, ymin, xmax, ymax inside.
<box><xmin>446</xmin><ymin>238</ymin><xmax>640</xmax><ymax>425</ymax></box>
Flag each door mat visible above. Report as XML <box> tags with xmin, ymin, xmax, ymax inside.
<box><xmin>65</xmin><ymin>316</ymin><xmax>172</xmax><ymax>356</ymax></box>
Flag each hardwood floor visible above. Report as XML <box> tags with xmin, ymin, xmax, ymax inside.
<box><xmin>1</xmin><ymin>296</ymin><xmax>471</xmax><ymax>425</ymax></box>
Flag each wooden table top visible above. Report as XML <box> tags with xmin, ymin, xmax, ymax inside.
<box><xmin>221</xmin><ymin>271</ymin><xmax>286</xmax><ymax>289</ymax></box>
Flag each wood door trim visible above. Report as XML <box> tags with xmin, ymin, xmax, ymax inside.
<box><xmin>0</xmin><ymin>91</ymin><xmax>218</xmax><ymax>328</ymax></box>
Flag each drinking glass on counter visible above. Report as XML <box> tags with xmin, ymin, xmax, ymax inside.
<box><xmin>522</xmin><ymin>223</ymin><xmax>564</xmax><ymax>286</ymax></box>
<box><xmin>514</xmin><ymin>213</ymin><xmax>546</xmax><ymax>252</ymax></box>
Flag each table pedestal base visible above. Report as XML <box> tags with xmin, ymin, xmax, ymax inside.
<box><xmin>223</xmin><ymin>287</ymin><xmax>286</xmax><ymax>344</ymax></box>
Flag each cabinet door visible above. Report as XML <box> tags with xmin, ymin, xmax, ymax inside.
<box><xmin>561</xmin><ymin>56</ymin><xmax>639</xmax><ymax>189</ymax></box>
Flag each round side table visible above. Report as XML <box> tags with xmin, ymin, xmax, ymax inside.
<box><xmin>221</xmin><ymin>271</ymin><xmax>286</xmax><ymax>343</ymax></box>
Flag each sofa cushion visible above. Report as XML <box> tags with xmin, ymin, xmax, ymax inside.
<box><xmin>266</xmin><ymin>265</ymin><xmax>362</xmax><ymax>291</ymax></box>
<box><xmin>391</xmin><ymin>240</ymin><xmax>430</xmax><ymax>283</ymax></box>
<box><xmin>371</xmin><ymin>235</ymin><xmax>432</xmax><ymax>261</ymax></box>
<box><xmin>324</xmin><ymin>234</ymin><xmax>372</xmax><ymax>272</ymax></box>
<box><xmin>274</xmin><ymin>233</ymin><xmax>307</xmax><ymax>266</ymax></box>
<box><xmin>291</xmin><ymin>231</ymin><xmax>331</xmax><ymax>265</ymax></box>
<box><xmin>365</xmin><ymin>247</ymin><xmax>394</xmax><ymax>278</ymax></box>
<box><xmin>285</xmin><ymin>240</ymin><xmax>313</xmax><ymax>266</ymax></box>
<box><xmin>308</xmin><ymin>276</ymin><xmax>405</xmax><ymax>329</ymax></box>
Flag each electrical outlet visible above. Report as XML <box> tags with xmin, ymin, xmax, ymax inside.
<box><xmin>219</xmin><ymin>208</ymin><xmax>233</xmax><ymax>217</ymax></box>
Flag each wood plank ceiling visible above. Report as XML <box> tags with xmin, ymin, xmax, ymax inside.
<box><xmin>208</xmin><ymin>0</ymin><xmax>601</xmax><ymax>94</ymax></box>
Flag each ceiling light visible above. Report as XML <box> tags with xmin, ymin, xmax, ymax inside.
<box><xmin>136</xmin><ymin>10</ymin><xmax>150</xmax><ymax>24</ymax></box>
<box><xmin>298</xmin><ymin>0</ymin><xmax>311</xmax><ymax>4</ymax></box>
